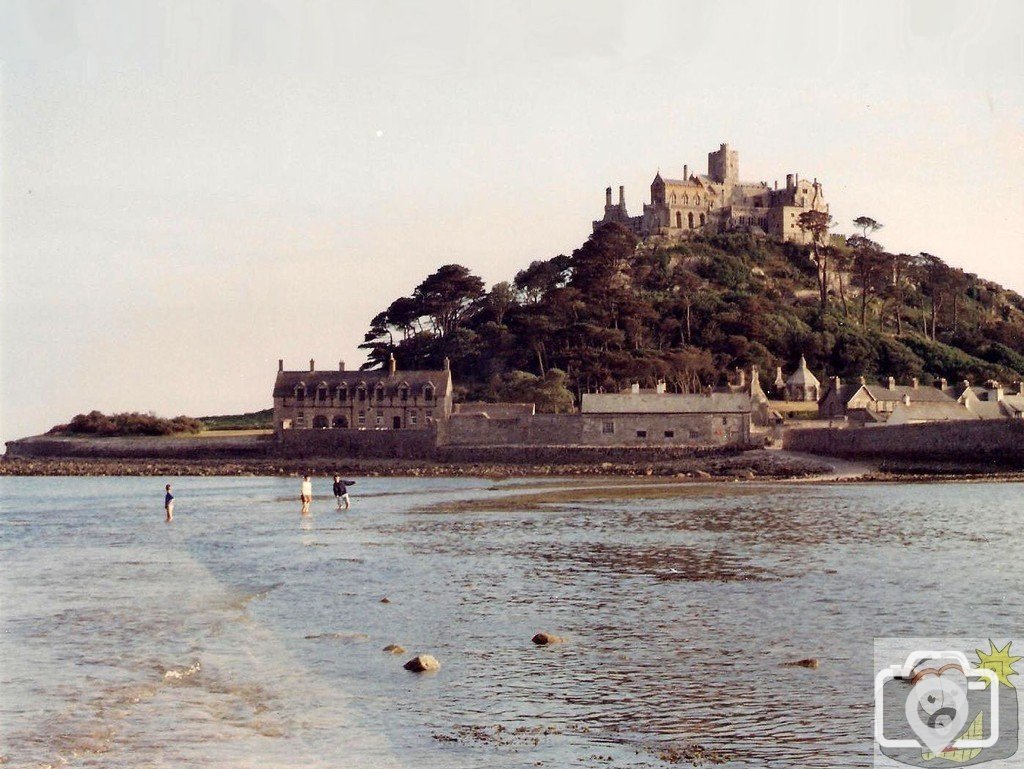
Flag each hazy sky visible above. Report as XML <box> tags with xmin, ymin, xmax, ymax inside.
<box><xmin>2</xmin><ymin>0</ymin><xmax>1022</xmax><ymax>442</ymax></box>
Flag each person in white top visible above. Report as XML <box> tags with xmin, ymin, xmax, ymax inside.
<box><xmin>300</xmin><ymin>475</ymin><xmax>313</xmax><ymax>515</ymax></box>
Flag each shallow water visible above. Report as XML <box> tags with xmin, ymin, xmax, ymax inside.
<box><xmin>1</xmin><ymin>476</ymin><xmax>1021</xmax><ymax>767</ymax></box>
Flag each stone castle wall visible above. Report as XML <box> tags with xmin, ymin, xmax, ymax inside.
<box><xmin>783</xmin><ymin>420</ymin><xmax>1024</xmax><ymax>462</ymax></box>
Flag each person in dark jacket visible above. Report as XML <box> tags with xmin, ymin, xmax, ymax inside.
<box><xmin>332</xmin><ymin>475</ymin><xmax>355</xmax><ymax>510</ymax></box>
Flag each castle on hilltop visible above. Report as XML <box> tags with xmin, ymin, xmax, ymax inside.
<box><xmin>593</xmin><ymin>143</ymin><xmax>828</xmax><ymax>244</ymax></box>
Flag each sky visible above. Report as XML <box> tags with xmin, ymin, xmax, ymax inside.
<box><xmin>1</xmin><ymin>0</ymin><xmax>1022</xmax><ymax>442</ymax></box>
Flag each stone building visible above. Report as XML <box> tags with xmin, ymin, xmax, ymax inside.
<box><xmin>272</xmin><ymin>355</ymin><xmax>452</xmax><ymax>435</ymax></box>
<box><xmin>781</xmin><ymin>356</ymin><xmax>821</xmax><ymax>402</ymax></box>
<box><xmin>593</xmin><ymin>143</ymin><xmax>828</xmax><ymax>244</ymax></box>
<box><xmin>818</xmin><ymin>376</ymin><xmax>959</xmax><ymax>425</ymax></box>
<box><xmin>580</xmin><ymin>387</ymin><xmax>751</xmax><ymax>445</ymax></box>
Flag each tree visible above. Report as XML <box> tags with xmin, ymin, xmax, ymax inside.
<box><xmin>485</xmin><ymin>281</ymin><xmax>516</xmax><ymax>326</ymax></box>
<box><xmin>797</xmin><ymin>209</ymin><xmax>833</xmax><ymax>308</ymax></box>
<box><xmin>413</xmin><ymin>264</ymin><xmax>485</xmax><ymax>338</ymax></box>
<box><xmin>853</xmin><ymin>216</ymin><xmax>883</xmax><ymax>239</ymax></box>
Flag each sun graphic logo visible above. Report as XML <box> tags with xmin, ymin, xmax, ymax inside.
<box><xmin>875</xmin><ymin>639</ymin><xmax>1020</xmax><ymax>767</ymax></box>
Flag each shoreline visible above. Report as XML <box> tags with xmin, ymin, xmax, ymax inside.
<box><xmin>2</xmin><ymin>451</ymin><xmax>1023</xmax><ymax>483</ymax></box>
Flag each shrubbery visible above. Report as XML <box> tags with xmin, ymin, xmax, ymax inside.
<box><xmin>51</xmin><ymin>410</ymin><xmax>204</xmax><ymax>436</ymax></box>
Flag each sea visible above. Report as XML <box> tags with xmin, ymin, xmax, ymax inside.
<box><xmin>0</xmin><ymin>475</ymin><xmax>1021</xmax><ymax>768</ymax></box>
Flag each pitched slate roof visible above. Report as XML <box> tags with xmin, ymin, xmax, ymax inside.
<box><xmin>888</xmin><ymin>402</ymin><xmax>981</xmax><ymax>424</ymax></box>
<box><xmin>786</xmin><ymin>356</ymin><xmax>820</xmax><ymax>388</ymax></box>
<box><xmin>861</xmin><ymin>385</ymin><xmax>954</xmax><ymax>404</ymax></box>
<box><xmin>273</xmin><ymin>369</ymin><xmax>451</xmax><ymax>399</ymax></box>
<box><xmin>581</xmin><ymin>392</ymin><xmax>751</xmax><ymax>414</ymax></box>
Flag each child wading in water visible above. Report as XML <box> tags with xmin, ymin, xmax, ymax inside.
<box><xmin>332</xmin><ymin>475</ymin><xmax>355</xmax><ymax>510</ymax></box>
<box><xmin>164</xmin><ymin>484</ymin><xmax>174</xmax><ymax>522</ymax></box>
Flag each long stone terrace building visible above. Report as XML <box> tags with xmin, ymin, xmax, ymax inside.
<box><xmin>273</xmin><ymin>355</ymin><xmax>452</xmax><ymax>435</ymax></box>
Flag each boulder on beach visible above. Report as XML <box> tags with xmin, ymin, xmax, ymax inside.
<box><xmin>380</xmin><ymin>596</ymin><xmax>391</xmax><ymax>604</ymax></box>
<box><xmin>532</xmin><ymin>632</ymin><xmax>565</xmax><ymax>645</ymax></box>
<box><xmin>382</xmin><ymin>643</ymin><xmax>405</xmax><ymax>655</ymax></box>
<box><xmin>404</xmin><ymin>654</ymin><xmax>441</xmax><ymax>672</ymax></box>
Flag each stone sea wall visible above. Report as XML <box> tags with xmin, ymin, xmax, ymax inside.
<box><xmin>783</xmin><ymin>420</ymin><xmax>1024</xmax><ymax>463</ymax></box>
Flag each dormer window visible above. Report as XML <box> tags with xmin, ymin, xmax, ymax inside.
<box><xmin>295</xmin><ymin>384</ymin><xmax>306</xmax><ymax>402</ymax></box>
<box><xmin>374</xmin><ymin>384</ymin><xmax>386</xmax><ymax>402</ymax></box>
<box><xmin>423</xmin><ymin>384</ymin><xmax>434</xmax><ymax>402</ymax></box>
<box><xmin>337</xmin><ymin>384</ymin><xmax>348</xmax><ymax>402</ymax></box>
<box><xmin>357</xmin><ymin>384</ymin><xmax>367</xmax><ymax>403</ymax></box>
<box><xmin>316</xmin><ymin>384</ymin><xmax>328</xmax><ymax>403</ymax></box>
<box><xmin>398</xmin><ymin>384</ymin><xmax>409</xmax><ymax>401</ymax></box>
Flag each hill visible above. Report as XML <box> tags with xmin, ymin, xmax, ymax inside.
<box><xmin>357</xmin><ymin>221</ymin><xmax>1024</xmax><ymax>407</ymax></box>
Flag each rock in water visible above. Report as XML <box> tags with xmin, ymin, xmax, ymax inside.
<box><xmin>532</xmin><ymin>632</ymin><xmax>565</xmax><ymax>645</ymax></box>
<box><xmin>380</xmin><ymin>597</ymin><xmax>391</xmax><ymax>604</ymax></box>
<box><xmin>382</xmin><ymin>644</ymin><xmax>406</xmax><ymax>655</ymax></box>
<box><xmin>783</xmin><ymin>658</ymin><xmax>819</xmax><ymax>669</ymax></box>
<box><xmin>403</xmin><ymin>654</ymin><xmax>441</xmax><ymax>672</ymax></box>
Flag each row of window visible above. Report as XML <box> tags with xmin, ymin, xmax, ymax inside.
<box><xmin>674</xmin><ymin>211</ymin><xmax>707</xmax><ymax>229</ymax></box>
<box><xmin>670</xmin><ymin>193</ymin><xmax>702</xmax><ymax>205</ymax></box>
<box><xmin>600</xmin><ymin>419</ymin><xmax>728</xmax><ymax>439</ymax></box>
<box><xmin>294</xmin><ymin>408</ymin><xmax>435</xmax><ymax>428</ymax></box>
<box><xmin>295</xmin><ymin>383</ymin><xmax>434</xmax><ymax>404</ymax></box>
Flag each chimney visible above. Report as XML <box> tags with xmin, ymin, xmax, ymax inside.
<box><xmin>605</xmin><ymin>186</ymin><xmax>612</xmax><ymax>207</ymax></box>
<box><xmin>630</xmin><ymin>383</ymin><xmax>640</xmax><ymax>394</ymax></box>
<box><xmin>388</xmin><ymin>353</ymin><xmax>397</xmax><ymax>376</ymax></box>
<box><xmin>774</xmin><ymin>179</ymin><xmax>778</xmax><ymax>190</ymax></box>
<box><xmin>962</xmin><ymin>379</ymin><xmax>971</xmax><ymax>391</ymax></box>
<box><xmin>860</xmin><ymin>376</ymin><xmax>866</xmax><ymax>385</ymax></box>
<box><xmin>795</xmin><ymin>173</ymin><xmax>799</xmax><ymax>187</ymax></box>
<box><xmin>618</xmin><ymin>185</ymin><xmax>625</xmax><ymax>208</ymax></box>
<box><xmin>939</xmin><ymin>377</ymin><xmax>948</xmax><ymax>390</ymax></box>
<box><xmin>309</xmin><ymin>358</ymin><xmax>315</xmax><ymax>372</ymax></box>
<box><xmin>655</xmin><ymin>381</ymin><xmax>666</xmax><ymax>394</ymax></box>
<box><xmin>684</xmin><ymin>164</ymin><xmax>689</xmax><ymax>180</ymax></box>
<box><xmin>443</xmin><ymin>356</ymin><xmax>450</xmax><ymax>372</ymax></box>
<box><xmin>911</xmin><ymin>377</ymin><xmax>919</xmax><ymax>389</ymax></box>
<box><xmin>339</xmin><ymin>360</ymin><xmax>345</xmax><ymax>371</ymax></box>
<box><xmin>786</xmin><ymin>174</ymin><xmax>794</xmax><ymax>190</ymax></box>
<box><xmin>736</xmin><ymin>368</ymin><xmax>746</xmax><ymax>387</ymax></box>
<box><xmin>887</xmin><ymin>376</ymin><xmax>896</xmax><ymax>390</ymax></box>
<box><xmin>833</xmin><ymin>375</ymin><xmax>841</xmax><ymax>391</ymax></box>
<box><xmin>995</xmin><ymin>384</ymin><xmax>1005</xmax><ymax>402</ymax></box>
<box><xmin>278</xmin><ymin>359</ymin><xmax>284</xmax><ymax>372</ymax></box>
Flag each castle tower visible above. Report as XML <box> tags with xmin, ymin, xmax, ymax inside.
<box><xmin>708</xmin><ymin>143</ymin><xmax>739</xmax><ymax>185</ymax></box>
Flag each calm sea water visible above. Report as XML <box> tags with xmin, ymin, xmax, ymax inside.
<box><xmin>1</xmin><ymin>476</ymin><xmax>1021</xmax><ymax>768</ymax></box>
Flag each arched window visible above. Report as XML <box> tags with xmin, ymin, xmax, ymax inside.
<box><xmin>398</xmin><ymin>384</ymin><xmax>409</xmax><ymax>401</ymax></box>
<box><xmin>688</xmin><ymin>212</ymin><xmax>694</xmax><ymax>229</ymax></box>
<box><xmin>671</xmin><ymin>193</ymin><xmax>676</xmax><ymax>204</ymax></box>
<box><xmin>316</xmin><ymin>383</ymin><xmax>328</xmax><ymax>403</ymax></box>
<box><xmin>675</xmin><ymin>211</ymin><xmax>682</xmax><ymax>228</ymax></box>
<box><xmin>374</xmin><ymin>384</ymin><xmax>386</xmax><ymax>402</ymax></box>
<box><xmin>682</xmin><ymin>194</ymin><xmax>688</xmax><ymax>205</ymax></box>
<box><xmin>295</xmin><ymin>384</ymin><xmax>306</xmax><ymax>402</ymax></box>
<box><xmin>312</xmin><ymin>415</ymin><xmax>329</xmax><ymax>429</ymax></box>
<box><xmin>332</xmin><ymin>415</ymin><xmax>348</xmax><ymax>428</ymax></box>
<box><xmin>694</xmin><ymin>194</ymin><xmax>700</xmax><ymax>205</ymax></box>
<box><xmin>423</xmin><ymin>384</ymin><xmax>435</xmax><ymax>402</ymax></box>
<box><xmin>699</xmin><ymin>213</ymin><xmax>706</xmax><ymax>226</ymax></box>
<box><xmin>336</xmin><ymin>384</ymin><xmax>348</xmax><ymax>402</ymax></box>
<box><xmin>356</xmin><ymin>384</ymin><xmax>367</xmax><ymax>402</ymax></box>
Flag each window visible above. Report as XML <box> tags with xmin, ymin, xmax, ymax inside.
<box><xmin>357</xmin><ymin>386</ymin><xmax>367</xmax><ymax>402</ymax></box>
<box><xmin>664</xmin><ymin>430</ymin><xmax>675</xmax><ymax>438</ymax></box>
<box><xmin>699</xmin><ymin>213</ymin><xmax>706</xmax><ymax>226</ymax></box>
<box><xmin>295</xmin><ymin>386</ymin><xmax>306</xmax><ymax>402</ymax></box>
<box><xmin>410</xmin><ymin>411</ymin><xmax>418</xmax><ymax>425</ymax></box>
<box><xmin>425</xmin><ymin>409</ymin><xmax>433</xmax><ymax>420</ymax></box>
<box><xmin>399</xmin><ymin>385</ymin><xmax>409</xmax><ymax>401</ymax></box>
<box><xmin>313</xmin><ymin>415</ymin><xmax>328</xmax><ymax>429</ymax></box>
<box><xmin>317</xmin><ymin>386</ymin><xmax>327</xmax><ymax>403</ymax></box>
<box><xmin>721</xmin><ymin>417</ymin><xmax>728</xmax><ymax>425</ymax></box>
<box><xmin>375</xmin><ymin>414</ymin><xmax>384</xmax><ymax>426</ymax></box>
<box><xmin>374</xmin><ymin>385</ymin><xmax>385</xmax><ymax>402</ymax></box>
<box><xmin>423</xmin><ymin>385</ymin><xmax>434</xmax><ymax>402</ymax></box>
<box><xmin>675</xmin><ymin>211</ymin><xmax>682</xmax><ymax>228</ymax></box>
<box><xmin>337</xmin><ymin>385</ymin><xmax>347</xmax><ymax>402</ymax></box>
<box><xmin>357</xmin><ymin>410</ymin><xmax>366</xmax><ymax>426</ymax></box>
<box><xmin>688</xmin><ymin>212</ymin><xmax>694</xmax><ymax>229</ymax></box>
<box><xmin>601</xmin><ymin>420</ymin><xmax>614</xmax><ymax>434</ymax></box>
<box><xmin>689</xmin><ymin>429</ymin><xmax>701</xmax><ymax>439</ymax></box>
<box><xmin>376</xmin><ymin>409</ymin><xmax>383</xmax><ymax>417</ymax></box>
<box><xmin>636</xmin><ymin>430</ymin><xmax>647</xmax><ymax>438</ymax></box>
<box><xmin>332</xmin><ymin>415</ymin><xmax>348</xmax><ymax>428</ymax></box>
